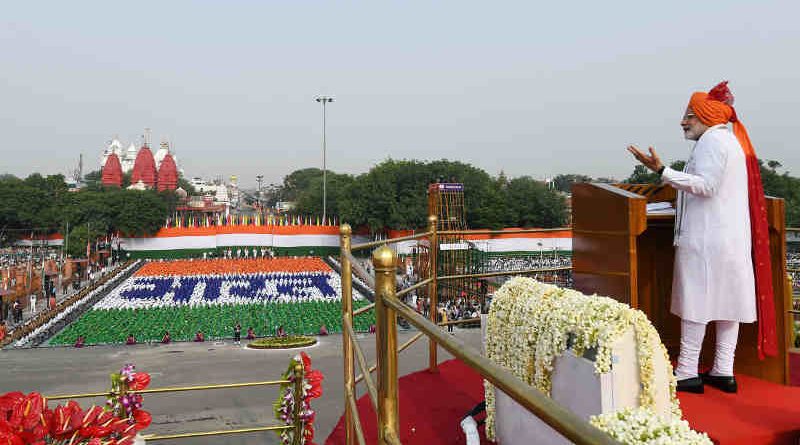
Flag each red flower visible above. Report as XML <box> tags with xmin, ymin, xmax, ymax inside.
<box><xmin>0</xmin><ymin>430</ymin><xmax>23</xmax><ymax>445</ymax></box>
<box><xmin>129</xmin><ymin>373</ymin><xmax>151</xmax><ymax>391</ymax></box>
<box><xmin>81</xmin><ymin>405</ymin><xmax>104</xmax><ymax>427</ymax></box>
<box><xmin>133</xmin><ymin>410</ymin><xmax>152</xmax><ymax>430</ymax></box>
<box><xmin>305</xmin><ymin>369</ymin><xmax>323</xmax><ymax>400</ymax></box>
<box><xmin>304</xmin><ymin>423</ymin><xmax>315</xmax><ymax>443</ymax></box>
<box><xmin>95</xmin><ymin>411</ymin><xmax>114</xmax><ymax>425</ymax></box>
<box><xmin>103</xmin><ymin>418</ymin><xmax>133</xmax><ymax>434</ymax></box>
<box><xmin>300</xmin><ymin>353</ymin><xmax>324</xmax><ymax>400</ymax></box>
<box><xmin>10</xmin><ymin>393</ymin><xmax>44</xmax><ymax>431</ymax></box>
<box><xmin>66</xmin><ymin>401</ymin><xmax>84</xmax><ymax>431</ymax></box>
<box><xmin>0</xmin><ymin>392</ymin><xmax>24</xmax><ymax>415</ymax></box>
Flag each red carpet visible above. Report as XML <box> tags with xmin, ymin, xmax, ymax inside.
<box><xmin>326</xmin><ymin>359</ymin><xmax>800</xmax><ymax>445</ymax></box>
<box><xmin>326</xmin><ymin>359</ymin><xmax>493</xmax><ymax>444</ymax></box>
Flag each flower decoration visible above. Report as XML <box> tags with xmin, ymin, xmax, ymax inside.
<box><xmin>483</xmin><ymin>277</ymin><xmax>683</xmax><ymax>441</ymax></box>
<box><xmin>108</xmin><ymin>363</ymin><xmax>151</xmax><ymax>430</ymax></box>
<box><xmin>273</xmin><ymin>352</ymin><xmax>324</xmax><ymax>445</ymax></box>
<box><xmin>0</xmin><ymin>364</ymin><xmax>152</xmax><ymax>444</ymax></box>
<box><xmin>590</xmin><ymin>407</ymin><xmax>712</xmax><ymax>444</ymax></box>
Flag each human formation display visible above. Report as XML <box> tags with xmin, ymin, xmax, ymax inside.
<box><xmin>49</xmin><ymin>257</ymin><xmax>374</xmax><ymax>345</ymax></box>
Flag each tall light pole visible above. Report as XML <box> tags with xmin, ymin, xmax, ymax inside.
<box><xmin>315</xmin><ymin>96</ymin><xmax>334</xmax><ymax>223</ymax></box>
<box><xmin>256</xmin><ymin>175</ymin><xmax>264</xmax><ymax>210</ymax></box>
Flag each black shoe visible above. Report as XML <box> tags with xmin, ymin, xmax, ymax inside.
<box><xmin>676</xmin><ymin>376</ymin><xmax>704</xmax><ymax>394</ymax></box>
<box><xmin>700</xmin><ymin>372</ymin><xmax>737</xmax><ymax>393</ymax></box>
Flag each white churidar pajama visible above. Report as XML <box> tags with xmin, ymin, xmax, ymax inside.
<box><xmin>661</xmin><ymin>124</ymin><xmax>756</xmax><ymax>378</ymax></box>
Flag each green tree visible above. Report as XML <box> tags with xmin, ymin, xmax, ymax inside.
<box><xmin>280</xmin><ymin>168</ymin><xmax>324</xmax><ymax>202</ymax></box>
<box><xmin>552</xmin><ymin>174</ymin><xmax>593</xmax><ymax>193</ymax></box>
<box><xmin>624</xmin><ymin>161</ymin><xmax>685</xmax><ymax>184</ymax></box>
<box><xmin>760</xmin><ymin>160</ymin><xmax>800</xmax><ymax>226</ymax></box>
<box><xmin>295</xmin><ymin>172</ymin><xmax>355</xmax><ymax>219</ymax></box>
<box><xmin>502</xmin><ymin>176</ymin><xmax>568</xmax><ymax>227</ymax></box>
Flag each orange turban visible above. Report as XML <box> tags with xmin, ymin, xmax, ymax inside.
<box><xmin>688</xmin><ymin>81</ymin><xmax>776</xmax><ymax>358</ymax></box>
<box><xmin>688</xmin><ymin>87</ymin><xmax>735</xmax><ymax>127</ymax></box>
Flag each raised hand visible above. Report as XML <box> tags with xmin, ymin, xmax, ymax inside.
<box><xmin>627</xmin><ymin>145</ymin><xmax>664</xmax><ymax>173</ymax></box>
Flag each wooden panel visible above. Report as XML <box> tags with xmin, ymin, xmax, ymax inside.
<box><xmin>573</xmin><ymin>185</ymin><xmax>790</xmax><ymax>385</ymax></box>
<box><xmin>636</xmin><ymin>219</ymin><xmax>680</xmax><ymax>352</ymax></box>
<box><xmin>573</xmin><ymin>273</ymin><xmax>633</xmax><ymax>306</ymax></box>
<box><xmin>572</xmin><ymin>234</ymin><xmax>636</xmax><ymax>276</ymax></box>
<box><xmin>571</xmin><ymin>183</ymin><xmax>647</xmax><ymax>307</ymax></box>
<box><xmin>572</xmin><ymin>183</ymin><xmax>646</xmax><ymax>234</ymax></box>
<box><xmin>615</xmin><ymin>184</ymin><xmax>677</xmax><ymax>203</ymax></box>
<box><xmin>710</xmin><ymin>197</ymin><xmax>789</xmax><ymax>384</ymax></box>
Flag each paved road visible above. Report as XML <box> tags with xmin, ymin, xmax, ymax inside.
<box><xmin>0</xmin><ymin>327</ymin><xmax>484</xmax><ymax>444</ymax></box>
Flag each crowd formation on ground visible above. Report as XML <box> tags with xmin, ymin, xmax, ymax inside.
<box><xmin>74</xmin><ymin>319</ymin><xmax>340</xmax><ymax>348</ymax></box>
<box><xmin>0</xmin><ymin>247</ymin><xmax>61</xmax><ymax>268</ymax></box>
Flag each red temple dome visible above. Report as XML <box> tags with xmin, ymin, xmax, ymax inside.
<box><xmin>101</xmin><ymin>153</ymin><xmax>123</xmax><ymax>187</ymax></box>
<box><xmin>130</xmin><ymin>145</ymin><xmax>157</xmax><ymax>189</ymax></box>
<box><xmin>157</xmin><ymin>153</ymin><xmax>178</xmax><ymax>191</ymax></box>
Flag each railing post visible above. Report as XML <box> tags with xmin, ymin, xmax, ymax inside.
<box><xmin>373</xmin><ymin>246</ymin><xmax>399</xmax><ymax>444</ymax></box>
<box><xmin>427</xmin><ymin>215</ymin><xmax>439</xmax><ymax>372</ymax></box>
<box><xmin>291</xmin><ymin>363</ymin><xmax>305</xmax><ymax>445</ymax></box>
<box><xmin>339</xmin><ymin>224</ymin><xmax>355</xmax><ymax>445</ymax></box>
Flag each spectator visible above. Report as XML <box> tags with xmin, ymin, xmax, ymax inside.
<box><xmin>12</xmin><ymin>300</ymin><xmax>21</xmax><ymax>324</ymax></box>
<box><xmin>74</xmin><ymin>335</ymin><xmax>85</xmax><ymax>348</ymax></box>
<box><xmin>126</xmin><ymin>333</ymin><xmax>136</xmax><ymax>345</ymax></box>
<box><xmin>233</xmin><ymin>322</ymin><xmax>242</xmax><ymax>345</ymax></box>
<box><xmin>29</xmin><ymin>293</ymin><xmax>36</xmax><ymax>314</ymax></box>
<box><xmin>368</xmin><ymin>324</ymin><xmax>376</xmax><ymax>334</ymax></box>
<box><xmin>194</xmin><ymin>331</ymin><xmax>205</xmax><ymax>342</ymax></box>
<box><xmin>319</xmin><ymin>324</ymin><xmax>329</xmax><ymax>336</ymax></box>
<box><xmin>0</xmin><ymin>320</ymin><xmax>6</xmax><ymax>342</ymax></box>
<box><xmin>246</xmin><ymin>327</ymin><xmax>256</xmax><ymax>340</ymax></box>
<box><xmin>276</xmin><ymin>325</ymin><xmax>287</xmax><ymax>337</ymax></box>
<box><xmin>161</xmin><ymin>331</ymin><xmax>171</xmax><ymax>344</ymax></box>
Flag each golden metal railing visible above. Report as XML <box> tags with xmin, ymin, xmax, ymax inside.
<box><xmin>44</xmin><ymin>376</ymin><xmax>302</xmax><ymax>442</ymax></box>
<box><xmin>339</xmin><ymin>221</ymin><xmax>620</xmax><ymax>445</ymax></box>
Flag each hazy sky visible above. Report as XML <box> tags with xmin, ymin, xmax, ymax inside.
<box><xmin>2</xmin><ymin>1</ymin><xmax>798</xmax><ymax>187</ymax></box>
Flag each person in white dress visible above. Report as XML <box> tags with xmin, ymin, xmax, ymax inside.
<box><xmin>627</xmin><ymin>82</ymin><xmax>771</xmax><ymax>394</ymax></box>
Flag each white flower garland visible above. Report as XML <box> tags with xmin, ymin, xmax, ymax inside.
<box><xmin>590</xmin><ymin>407</ymin><xmax>711</xmax><ymax>445</ymax></box>
<box><xmin>484</xmin><ymin>277</ymin><xmax>681</xmax><ymax>441</ymax></box>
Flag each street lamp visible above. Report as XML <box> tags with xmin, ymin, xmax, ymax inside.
<box><xmin>315</xmin><ymin>96</ymin><xmax>334</xmax><ymax>223</ymax></box>
<box><xmin>256</xmin><ymin>175</ymin><xmax>264</xmax><ymax>210</ymax></box>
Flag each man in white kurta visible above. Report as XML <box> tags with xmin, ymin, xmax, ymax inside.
<box><xmin>665</xmin><ymin>124</ymin><xmax>756</xmax><ymax>325</ymax></box>
<box><xmin>628</xmin><ymin>90</ymin><xmax>757</xmax><ymax>394</ymax></box>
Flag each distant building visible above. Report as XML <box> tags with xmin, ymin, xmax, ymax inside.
<box><xmin>181</xmin><ymin>175</ymin><xmax>240</xmax><ymax>216</ymax></box>
<box><xmin>276</xmin><ymin>201</ymin><xmax>296</xmax><ymax>212</ymax></box>
<box><xmin>100</xmin><ymin>136</ymin><xmax>180</xmax><ymax>191</ymax></box>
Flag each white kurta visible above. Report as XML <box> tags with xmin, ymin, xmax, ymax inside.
<box><xmin>661</xmin><ymin>124</ymin><xmax>756</xmax><ymax>323</ymax></box>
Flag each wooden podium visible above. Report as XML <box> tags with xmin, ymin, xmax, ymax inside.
<box><xmin>571</xmin><ymin>182</ymin><xmax>791</xmax><ymax>384</ymax></box>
